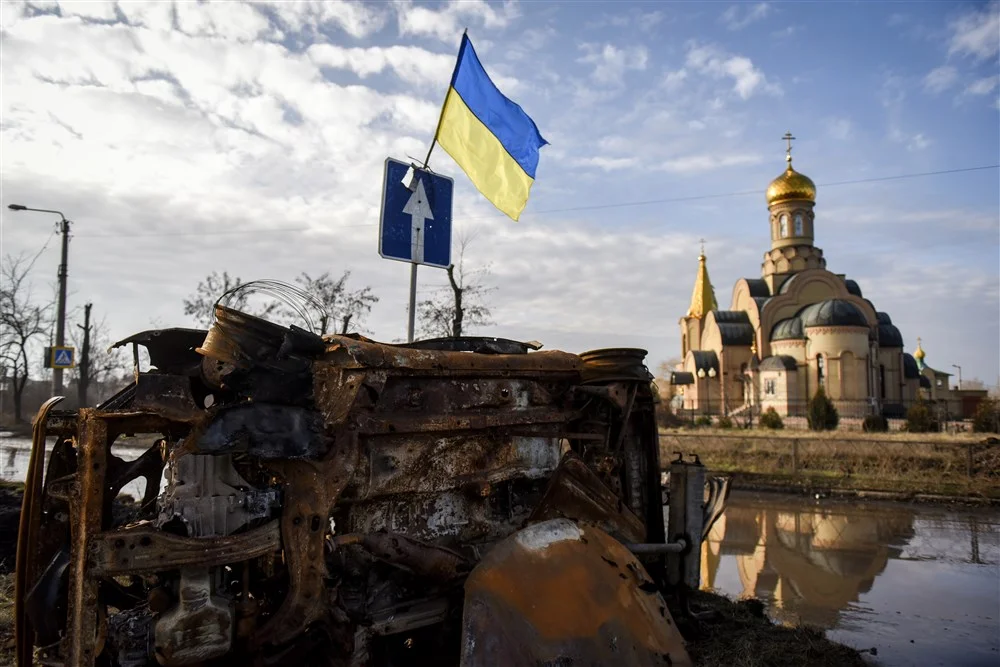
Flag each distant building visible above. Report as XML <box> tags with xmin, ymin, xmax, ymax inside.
<box><xmin>674</xmin><ymin>135</ymin><xmax>928</xmax><ymax>419</ymax></box>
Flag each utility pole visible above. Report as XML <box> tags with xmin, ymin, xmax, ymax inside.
<box><xmin>77</xmin><ymin>303</ymin><xmax>92</xmax><ymax>407</ymax></box>
<box><xmin>7</xmin><ymin>204</ymin><xmax>72</xmax><ymax>396</ymax></box>
<box><xmin>54</xmin><ymin>215</ymin><xmax>70</xmax><ymax>395</ymax></box>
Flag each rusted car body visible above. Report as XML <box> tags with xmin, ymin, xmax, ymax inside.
<box><xmin>16</xmin><ymin>306</ymin><xmax>692</xmax><ymax>666</ymax></box>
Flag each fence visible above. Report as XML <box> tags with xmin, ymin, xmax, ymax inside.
<box><xmin>659</xmin><ymin>432</ymin><xmax>1000</xmax><ymax>498</ymax></box>
<box><xmin>662</xmin><ymin>398</ymin><xmax>980</xmax><ymax>433</ymax></box>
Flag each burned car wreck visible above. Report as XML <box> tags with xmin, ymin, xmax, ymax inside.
<box><xmin>15</xmin><ymin>304</ymin><xmax>712</xmax><ymax>666</ymax></box>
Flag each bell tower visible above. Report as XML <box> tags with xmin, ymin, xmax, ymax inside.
<box><xmin>761</xmin><ymin>132</ymin><xmax>827</xmax><ymax>292</ymax></box>
<box><xmin>679</xmin><ymin>241</ymin><xmax>717</xmax><ymax>358</ymax></box>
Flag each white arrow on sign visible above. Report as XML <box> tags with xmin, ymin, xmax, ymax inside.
<box><xmin>402</xmin><ymin>177</ymin><xmax>433</xmax><ymax>264</ymax></box>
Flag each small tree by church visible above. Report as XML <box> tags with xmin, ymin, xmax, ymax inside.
<box><xmin>808</xmin><ymin>386</ymin><xmax>839</xmax><ymax>431</ymax></box>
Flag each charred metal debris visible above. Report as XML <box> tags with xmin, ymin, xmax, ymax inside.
<box><xmin>16</xmin><ymin>305</ymin><xmax>711</xmax><ymax>666</ymax></box>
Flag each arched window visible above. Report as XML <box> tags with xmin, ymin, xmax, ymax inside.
<box><xmin>817</xmin><ymin>354</ymin><xmax>825</xmax><ymax>387</ymax></box>
<box><xmin>880</xmin><ymin>364</ymin><xmax>886</xmax><ymax>399</ymax></box>
<box><xmin>794</xmin><ymin>212</ymin><xmax>804</xmax><ymax>236</ymax></box>
<box><xmin>779</xmin><ymin>213</ymin><xmax>788</xmax><ymax>237</ymax></box>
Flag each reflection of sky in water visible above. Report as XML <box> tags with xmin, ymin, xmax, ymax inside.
<box><xmin>2</xmin><ymin>437</ymin><xmax>152</xmax><ymax>499</ymax></box>
<box><xmin>702</xmin><ymin>492</ymin><xmax>1000</xmax><ymax>667</ymax></box>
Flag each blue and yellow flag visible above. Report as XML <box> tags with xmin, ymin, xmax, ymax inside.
<box><xmin>434</xmin><ymin>34</ymin><xmax>547</xmax><ymax>221</ymax></box>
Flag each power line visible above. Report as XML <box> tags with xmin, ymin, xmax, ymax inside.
<box><xmin>22</xmin><ymin>229</ymin><xmax>58</xmax><ymax>275</ymax></box>
<box><xmin>501</xmin><ymin>164</ymin><xmax>1000</xmax><ymax>219</ymax></box>
<box><xmin>76</xmin><ymin>227</ymin><xmax>309</xmax><ymax>238</ymax></box>
<box><xmin>68</xmin><ymin>163</ymin><xmax>999</xmax><ymax>237</ymax></box>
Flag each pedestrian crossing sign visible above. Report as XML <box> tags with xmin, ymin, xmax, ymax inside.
<box><xmin>50</xmin><ymin>346</ymin><xmax>75</xmax><ymax>369</ymax></box>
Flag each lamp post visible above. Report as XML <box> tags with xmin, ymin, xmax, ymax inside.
<box><xmin>7</xmin><ymin>204</ymin><xmax>72</xmax><ymax>396</ymax></box>
<box><xmin>697</xmin><ymin>366</ymin><xmax>717</xmax><ymax>415</ymax></box>
<box><xmin>952</xmin><ymin>364</ymin><xmax>962</xmax><ymax>390</ymax></box>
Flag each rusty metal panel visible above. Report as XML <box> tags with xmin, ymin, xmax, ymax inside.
<box><xmin>353</xmin><ymin>434</ymin><xmax>562</xmax><ymax>500</ymax></box>
<box><xmin>529</xmin><ymin>452</ymin><xmax>646</xmax><ymax>544</ymax></box>
<box><xmin>89</xmin><ymin>521</ymin><xmax>281</xmax><ymax>576</ymax></box>
<box><xmin>459</xmin><ymin>519</ymin><xmax>692</xmax><ymax>667</ymax></box>
<box><xmin>64</xmin><ymin>410</ymin><xmax>109</xmax><ymax>667</ymax></box>
<box><xmin>322</xmin><ymin>335</ymin><xmax>584</xmax><ymax>374</ymax></box>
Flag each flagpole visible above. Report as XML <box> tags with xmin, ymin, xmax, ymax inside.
<box><xmin>422</xmin><ymin>29</ymin><xmax>467</xmax><ymax>170</ymax></box>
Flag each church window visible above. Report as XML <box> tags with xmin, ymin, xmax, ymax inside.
<box><xmin>779</xmin><ymin>214</ymin><xmax>788</xmax><ymax>237</ymax></box>
<box><xmin>764</xmin><ymin>379</ymin><xmax>776</xmax><ymax>395</ymax></box>
<box><xmin>817</xmin><ymin>354</ymin><xmax>825</xmax><ymax>387</ymax></box>
<box><xmin>794</xmin><ymin>212</ymin><xmax>804</xmax><ymax>235</ymax></box>
<box><xmin>879</xmin><ymin>365</ymin><xmax>886</xmax><ymax>399</ymax></box>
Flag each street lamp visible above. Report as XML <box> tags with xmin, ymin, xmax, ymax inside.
<box><xmin>7</xmin><ymin>203</ymin><xmax>72</xmax><ymax>396</ymax></box>
<box><xmin>952</xmin><ymin>364</ymin><xmax>962</xmax><ymax>390</ymax></box>
<box><xmin>697</xmin><ymin>366</ymin><xmax>717</xmax><ymax>414</ymax></box>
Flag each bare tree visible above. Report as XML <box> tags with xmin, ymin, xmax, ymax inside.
<box><xmin>183</xmin><ymin>271</ymin><xmax>278</xmax><ymax>327</ymax></box>
<box><xmin>70</xmin><ymin>309</ymin><xmax>130</xmax><ymax>407</ymax></box>
<box><xmin>0</xmin><ymin>254</ymin><xmax>52</xmax><ymax>422</ymax></box>
<box><xmin>417</xmin><ymin>236</ymin><xmax>494</xmax><ymax>339</ymax></box>
<box><xmin>293</xmin><ymin>271</ymin><xmax>379</xmax><ymax>335</ymax></box>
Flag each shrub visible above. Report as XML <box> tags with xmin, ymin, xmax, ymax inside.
<box><xmin>862</xmin><ymin>414</ymin><xmax>889</xmax><ymax>433</ymax></box>
<box><xmin>972</xmin><ymin>398</ymin><xmax>999</xmax><ymax>434</ymax></box>
<box><xmin>655</xmin><ymin>401</ymin><xmax>684</xmax><ymax>429</ymax></box>
<box><xmin>694</xmin><ymin>415</ymin><xmax>713</xmax><ymax>427</ymax></box>
<box><xmin>759</xmin><ymin>407</ymin><xmax>784</xmax><ymax>430</ymax></box>
<box><xmin>717</xmin><ymin>415</ymin><xmax>734</xmax><ymax>429</ymax></box>
<box><xmin>808</xmin><ymin>387</ymin><xmax>839</xmax><ymax>431</ymax></box>
<box><xmin>905</xmin><ymin>400</ymin><xmax>938</xmax><ymax>433</ymax></box>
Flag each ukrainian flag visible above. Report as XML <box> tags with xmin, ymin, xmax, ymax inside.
<box><xmin>435</xmin><ymin>34</ymin><xmax>547</xmax><ymax>221</ymax></box>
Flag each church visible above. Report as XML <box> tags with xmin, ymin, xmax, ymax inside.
<box><xmin>672</xmin><ymin>134</ymin><xmax>933</xmax><ymax>419</ymax></box>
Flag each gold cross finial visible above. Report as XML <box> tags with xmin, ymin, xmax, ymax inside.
<box><xmin>699</xmin><ymin>238</ymin><xmax>706</xmax><ymax>257</ymax></box>
<box><xmin>783</xmin><ymin>131</ymin><xmax>795</xmax><ymax>164</ymax></box>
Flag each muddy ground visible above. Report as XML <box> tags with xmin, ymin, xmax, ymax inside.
<box><xmin>0</xmin><ymin>484</ymin><xmax>865</xmax><ymax>666</ymax></box>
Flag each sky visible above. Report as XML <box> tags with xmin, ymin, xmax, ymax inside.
<box><xmin>1</xmin><ymin>0</ymin><xmax>998</xmax><ymax>385</ymax></box>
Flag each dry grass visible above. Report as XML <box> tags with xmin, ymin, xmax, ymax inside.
<box><xmin>0</xmin><ymin>573</ymin><xmax>13</xmax><ymax>667</ymax></box>
<box><xmin>664</xmin><ymin>426</ymin><xmax>989</xmax><ymax>443</ymax></box>
<box><xmin>683</xmin><ymin>591</ymin><xmax>867</xmax><ymax>667</ymax></box>
<box><xmin>661</xmin><ymin>431</ymin><xmax>1000</xmax><ymax>499</ymax></box>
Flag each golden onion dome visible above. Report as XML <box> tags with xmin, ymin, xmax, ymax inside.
<box><xmin>766</xmin><ymin>159</ymin><xmax>816</xmax><ymax>206</ymax></box>
<box><xmin>914</xmin><ymin>337</ymin><xmax>925</xmax><ymax>361</ymax></box>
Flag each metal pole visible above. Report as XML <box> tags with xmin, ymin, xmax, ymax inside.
<box><xmin>7</xmin><ymin>205</ymin><xmax>71</xmax><ymax>397</ymax></box>
<box><xmin>406</xmin><ymin>262</ymin><xmax>418</xmax><ymax>343</ymax></box>
<box><xmin>53</xmin><ymin>216</ymin><xmax>70</xmax><ymax>395</ymax></box>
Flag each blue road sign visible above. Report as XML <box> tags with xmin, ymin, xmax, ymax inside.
<box><xmin>51</xmin><ymin>346</ymin><xmax>75</xmax><ymax>369</ymax></box>
<box><xmin>379</xmin><ymin>158</ymin><xmax>453</xmax><ymax>269</ymax></box>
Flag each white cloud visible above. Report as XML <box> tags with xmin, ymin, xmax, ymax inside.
<box><xmin>58</xmin><ymin>0</ymin><xmax>117</xmax><ymax>21</ymax></box>
<box><xmin>684</xmin><ymin>42</ymin><xmax>781</xmax><ymax>99</ymax></box>
<box><xmin>307</xmin><ymin>43</ymin><xmax>454</xmax><ymax>88</ymax></box>
<box><xmin>663</xmin><ymin>69</ymin><xmax>687</xmax><ymax>91</ymax></box>
<box><xmin>577</xmin><ymin>43</ymin><xmax>648</xmax><ymax>84</ymax></box>
<box><xmin>719</xmin><ymin>2</ymin><xmax>771</xmax><ymax>30</ymax></box>
<box><xmin>173</xmin><ymin>1</ymin><xmax>278</xmax><ymax>42</ymax></box>
<box><xmin>266</xmin><ymin>0</ymin><xmax>388</xmax><ymax>39</ymax></box>
<box><xmin>907</xmin><ymin>132</ymin><xmax>930</xmax><ymax>151</ymax></box>
<box><xmin>658</xmin><ymin>153</ymin><xmax>762</xmax><ymax>173</ymax></box>
<box><xmin>396</xmin><ymin>0</ymin><xmax>519</xmax><ymax>43</ymax></box>
<box><xmin>965</xmin><ymin>75</ymin><xmax>999</xmax><ymax>96</ymax></box>
<box><xmin>770</xmin><ymin>25</ymin><xmax>799</xmax><ymax>39</ymax></box>
<box><xmin>572</xmin><ymin>156</ymin><xmax>638</xmax><ymax>171</ymax></box>
<box><xmin>947</xmin><ymin>0</ymin><xmax>1000</xmax><ymax>61</ymax></box>
<box><xmin>922</xmin><ymin>65</ymin><xmax>958</xmax><ymax>93</ymax></box>
<box><xmin>826</xmin><ymin>117</ymin><xmax>852</xmax><ymax>140</ymax></box>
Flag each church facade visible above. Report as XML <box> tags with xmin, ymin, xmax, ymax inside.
<box><xmin>673</xmin><ymin>136</ymin><xmax>929</xmax><ymax>419</ymax></box>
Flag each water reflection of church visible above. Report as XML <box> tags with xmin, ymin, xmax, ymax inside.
<box><xmin>702</xmin><ymin>498</ymin><xmax>916</xmax><ymax>628</ymax></box>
